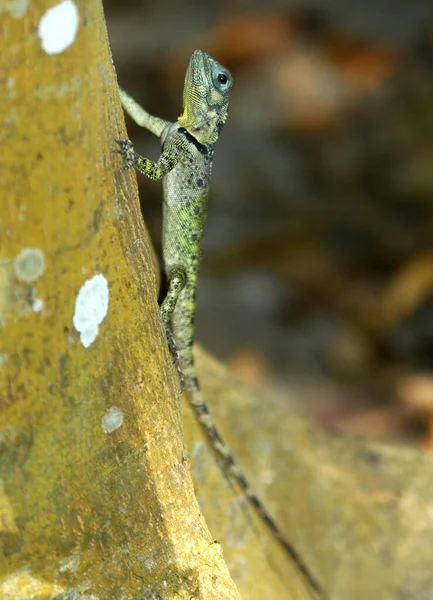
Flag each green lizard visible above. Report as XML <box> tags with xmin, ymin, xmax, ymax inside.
<box><xmin>116</xmin><ymin>49</ymin><xmax>327</xmax><ymax>600</ymax></box>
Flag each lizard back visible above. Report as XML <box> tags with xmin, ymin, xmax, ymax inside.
<box><xmin>161</xmin><ymin>122</ymin><xmax>213</xmax><ymax>367</ymax></box>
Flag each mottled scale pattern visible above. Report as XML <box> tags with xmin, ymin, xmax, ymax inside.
<box><xmin>118</xmin><ymin>49</ymin><xmax>327</xmax><ymax>600</ymax></box>
<box><xmin>161</xmin><ymin>122</ymin><xmax>212</xmax><ymax>363</ymax></box>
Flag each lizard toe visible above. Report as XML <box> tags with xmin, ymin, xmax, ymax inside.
<box><xmin>114</xmin><ymin>139</ymin><xmax>137</xmax><ymax>169</ymax></box>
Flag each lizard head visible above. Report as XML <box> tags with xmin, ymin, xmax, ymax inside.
<box><xmin>178</xmin><ymin>49</ymin><xmax>233</xmax><ymax>145</ymax></box>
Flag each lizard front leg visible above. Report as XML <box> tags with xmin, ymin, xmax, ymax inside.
<box><xmin>116</xmin><ymin>138</ymin><xmax>184</xmax><ymax>181</ymax></box>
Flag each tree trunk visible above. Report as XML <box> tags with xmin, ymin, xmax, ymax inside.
<box><xmin>0</xmin><ymin>1</ymin><xmax>239</xmax><ymax>598</ymax></box>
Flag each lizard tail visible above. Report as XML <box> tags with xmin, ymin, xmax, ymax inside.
<box><xmin>181</xmin><ymin>358</ymin><xmax>328</xmax><ymax>600</ymax></box>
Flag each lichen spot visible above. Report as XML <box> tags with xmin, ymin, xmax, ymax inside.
<box><xmin>13</xmin><ymin>248</ymin><xmax>45</xmax><ymax>283</ymax></box>
<box><xmin>101</xmin><ymin>407</ymin><xmax>123</xmax><ymax>434</ymax></box>
<box><xmin>1</xmin><ymin>0</ymin><xmax>28</xmax><ymax>18</ymax></box>
<box><xmin>0</xmin><ymin>572</ymin><xmax>62</xmax><ymax>598</ymax></box>
<box><xmin>32</xmin><ymin>298</ymin><xmax>44</xmax><ymax>313</ymax></box>
<box><xmin>72</xmin><ymin>274</ymin><xmax>109</xmax><ymax>348</ymax></box>
<box><xmin>38</xmin><ymin>0</ymin><xmax>79</xmax><ymax>55</ymax></box>
<box><xmin>58</xmin><ymin>553</ymin><xmax>81</xmax><ymax>573</ymax></box>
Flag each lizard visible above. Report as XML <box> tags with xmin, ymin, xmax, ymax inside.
<box><xmin>116</xmin><ymin>49</ymin><xmax>328</xmax><ymax>600</ymax></box>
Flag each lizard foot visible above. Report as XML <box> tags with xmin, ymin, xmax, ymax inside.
<box><xmin>114</xmin><ymin>139</ymin><xmax>138</xmax><ymax>169</ymax></box>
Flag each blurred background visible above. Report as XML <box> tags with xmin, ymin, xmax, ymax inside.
<box><xmin>106</xmin><ymin>0</ymin><xmax>433</xmax><ymax>448</ymax></box>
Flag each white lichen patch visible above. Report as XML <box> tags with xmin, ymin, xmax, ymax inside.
<box><xmin>101</xmin><ymin>407</ymin><xmax>123</xmax><ymax>434</ymax></box>
<box><xmin>73</xmin><ymin>274</ymin><xmax>109</xmax><ymax>348</ymax></box>
<box><xmin>13</xmin><ymin>248</ymin><xmax>45</xmax><ymax>283</ymax></box>
<box><xmin>38</xmin><ymin>0</ymin><xmax>79</xmax><ymax>55</ymax></box>
<box><xmin>0</xmin><ymin>572</ymin><xmax>62</xmax><ymax>599</ymax></box>
<box><xmin>58</xmin><ymin>553</ymin><xmax>81</xmax><ymax>573</ymax></box>
<box><xmin>0</xmin><ymin>0</ymin><xmax>28</xmax><ymax>18</ymax></box>
<box><xmin>31</xmin><ymin>298</ymin><xmax>44</xmax><ymax>313</ymax></box>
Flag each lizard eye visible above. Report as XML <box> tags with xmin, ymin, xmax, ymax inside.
<box><xmin>212</xmin><ymin>63</ymin><xmax>233</xmax><ymax>91</ymax></box>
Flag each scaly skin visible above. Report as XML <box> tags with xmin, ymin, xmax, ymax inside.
<box><xmin>117</xmin><ymin>49</ymin><xmax>328</xmax><ymax>600</ymax></box>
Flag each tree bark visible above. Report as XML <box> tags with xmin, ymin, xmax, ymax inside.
<box><xmin>0</xmin><ymin>1</ymin><xmax>239</xmax><ymax>598</ymax></box>
<box><xmin>194</xmin><ymin>348</ymin><xmax>433</xmax><ymax>600</ymax></box>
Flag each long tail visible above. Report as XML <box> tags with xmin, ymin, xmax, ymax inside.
<box><xmin>182</xmin><ymin>359</ymin><xmax>328</xmax><ymax>600</ymax></box>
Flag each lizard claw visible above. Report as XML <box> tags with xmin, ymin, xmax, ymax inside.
<box><xmin>114</xmin><ymin>139</ymin><xmax>137</xmax><ymax>169</ymax></box>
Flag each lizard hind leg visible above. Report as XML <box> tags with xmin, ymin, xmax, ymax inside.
<box><xmin>160</xmin><ymin>267</ymin><xmax>187</xmax><ymax>392</ymax></box>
